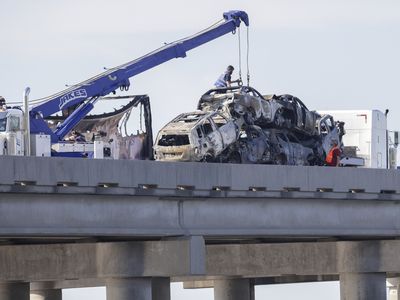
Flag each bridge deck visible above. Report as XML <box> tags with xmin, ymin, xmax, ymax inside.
<box><xmin>0</xmin><ymin>156</ymin><xmax>399</xmax><ymax>242</ymax></box>
<box><xmin>1</xmin><ymin>156</ymin><xmax>399</xmax><ymax>193</ymax></box>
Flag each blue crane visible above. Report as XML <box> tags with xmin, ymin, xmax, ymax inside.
<box><xmin>29</xmin><ymin>11</ymin><xmax>249</xmax><ymax>143</ymax></box>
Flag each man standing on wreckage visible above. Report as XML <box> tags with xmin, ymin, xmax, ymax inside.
<box><xmin>214</xmin><ymin>65</ymin><xmax>242</xmax><ymax>88</ymax></box>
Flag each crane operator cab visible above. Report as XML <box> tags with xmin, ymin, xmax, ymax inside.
<box><xmin>0</xmin><ymin>108</ymin><xmax>25</xmax><ymax>156</ymax></box>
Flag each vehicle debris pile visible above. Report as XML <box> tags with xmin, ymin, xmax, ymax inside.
<box><xmin>154</xmin><ymin>86</ymin><xmax>344</xmax><ymax>165</ymax></box>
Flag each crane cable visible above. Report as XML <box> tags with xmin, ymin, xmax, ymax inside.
<box><xmin>139</xmin><ymin>102</ymin><xmax>143</xmax><ymax>132</ymax></box>
<box><xmin>237</xmin><ymin>25</ymin><xmax>251</xmax><ymax>86</ymax></box>
<box><xmin>238</xmin><ymin>27</ymin><xmax>242</xmax><ymax>84</ymax></box>
<box><xmin>246</xmin><ymin>26</ymin><xmax>250</xmax><ymax>86</ymax></box>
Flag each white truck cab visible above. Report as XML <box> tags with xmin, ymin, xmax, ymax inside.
<box><xmin>319</xmin><ymin>110</ymin><xmax>398</xmax><ymax>169</ymax></box>
<box><xmin>0</xmin><ymin>109</ymin><xmax>25</xmax><ymax>156</ymax></box>
<box><xmin>0</xmin><ymin>108</ymin><xmax>115</xmax><ymax>158</ymax></box>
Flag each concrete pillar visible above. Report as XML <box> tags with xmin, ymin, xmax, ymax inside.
<box><xmin>397</xmin><ymin>283</ymin><xmax>400</xmax><ymax>300</ymax></box>
<box><xmin>387</xmin><ymin>278</ymin><xmax>400</xmax><ymax>300</ymax></box>
<box><xmin>214</xmin><ymin>279</ymin><xmax>254</xmax><ymax>300</ymax></box>
<box><xmin>0</xmin><ymin>282</ymin><xmax>30</xmax><ymax>300</ymax></box>
<box><xmin>30</xmin><ymin>289</ymin><xmax>62</xmax><ymax>300</ymax></box>
<box><xmin>387</xmin><ymin>284</ymin><xmax>400</xmax><ymax>300</ymax></box>
<box><xmin>387</xmin><ymin>286</ymin><xmax>396</xmax><ymax>300</ymax></box>
<box><xmin>106</xmin><ymin>277</ymin><xmax>170</xmax><ymax>300</ymax></box>
<box><xmin>339</xmin><ymin>272</ymin><xmax>386</xmax><ymax>300</ymax></box>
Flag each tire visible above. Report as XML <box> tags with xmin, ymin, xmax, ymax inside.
<box><xmin>307</xmin><ymin>154</ymin><xmax>316</xmax><ymax>166</ymax></box>
<box><xmin>202</xmin><ymin>153</ymin><xmax>214</xmax><ymax>163</ymax></box>
<box><xmin>275</xmin><ymin>154</ymin><xmax>287</xmax><ymax>165</ymax></box>
<box><xmin>227</xmin><ymin>152</ymin><xmax>242</xmax><ymax>164</ymax></box>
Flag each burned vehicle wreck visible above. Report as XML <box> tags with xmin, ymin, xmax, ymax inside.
<box><xmin>154</xmin><ymin>86</ymin><xmax>344</xmax><ymax>165</ymax></box>
<box><xmin>154</xmin><ymin>110</ymin><xmax>240</xmax><ymax>162</ymax></box>
<box><xmin>226</xmin><ymin>126</ymin><xmax>316</xmax><ymax>165</ymax></box>
<box><xmin>47</xmin><ymin>95</ymin><xmax>154</xmax><ymax>160</ymax></box>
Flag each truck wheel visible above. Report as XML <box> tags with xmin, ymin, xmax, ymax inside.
<box><xmin>227</xmin><ymin>152</ymin><xmax>242</xmax><ymax>164</ymax></box>
<box><xmin>273</xmin><ymin>114</ymin><xmax>283</xmax><ymax>127</ymax></box>
<box><xmin>276</xmin><ymin>154</ymin><xmax>287</xmax><ymax>165</ymax></box>
<box><xmin>203</xmin><ymin>153</ymin><xmax>214</xmax><ymax>163</ymax></box>
<box><xmin>307</xmin><ymin>154</ymin><xmax>316</xmax><ymax>166</ymax></box>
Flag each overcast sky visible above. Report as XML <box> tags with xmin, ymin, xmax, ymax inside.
<box><xmin>1</xmin><ymin>0</ymin><xmax>399</xmax><ymax>298</ymax></box>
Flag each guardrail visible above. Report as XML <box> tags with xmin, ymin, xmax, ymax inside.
<box><xmin>0</xmin><ymin>156</ymin><xmax>399</xmax><ymax>194</ymax></box>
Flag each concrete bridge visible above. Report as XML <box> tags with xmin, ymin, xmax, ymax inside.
<box><xmin>0</xmin><ymin>156</ymin><xmax>400</xmax><ymax>300</ymax></box>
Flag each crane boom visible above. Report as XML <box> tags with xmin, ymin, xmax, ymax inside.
<box><xmin>29</xmin><ymin>10</ymin><xmax>249</xmax><ymax>142</ymax></box>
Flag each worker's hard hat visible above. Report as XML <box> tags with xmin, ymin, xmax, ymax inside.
<box><xmin>227</xmin><ymin>65</ymin><xmax>234</xmax><ymax>71</ymax></box>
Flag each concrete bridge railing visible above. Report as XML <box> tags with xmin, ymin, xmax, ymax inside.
<box><xmin>0</xmin><ymin>156</ymin><xmax>399</xmax><ymax>193</ymax></box>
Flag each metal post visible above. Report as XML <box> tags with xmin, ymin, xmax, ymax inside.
<box><xmin>23</xmin><ymin>87</ymin><xmax>31</xmax><ymax>156</ymax></box>
<box><xmin>385</xmin><ymin>109</ymin><xmax>389</xmax><ymax>169</ymax></box>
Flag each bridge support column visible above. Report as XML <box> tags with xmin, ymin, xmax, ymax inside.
<box><xmin>214</xmin><ymin>279</ymin><xmax>254</xmax><ymax>300</ymax></box>
<box><xmin>387</xmin><ymin>286</ymin><xmax>399</xmax><ymax>300</ymax></box>
<box><xmin>388</xmin><ymin>278</ymin><xmax>400</xmax><ymax>300</ymax></box>
<box><xmin>106</xmin><ymin>277</ymin><xmax>170</xmax><ymax>300</ymax></box>
<box><xmin>0</xmin><ymin>282</ymin><xmax>30</xmax><ymax>300</ymax></box>
<box><xmin>339</xmin><ymin>273</ymin><xmax>386</xmax><ymax>300</ymax></box>
<box><xmin>396</xmin><ymin>283</ymin><xmax>400</xmax><ymax>300</ymax></box>
<box><xmin>30</xmin><ymin>289</ymin><xmax>62</xmax><ymax>300</ymax></box>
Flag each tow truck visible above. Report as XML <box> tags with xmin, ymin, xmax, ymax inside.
<box><xmin>0</xmin><ymin>10</ymin><xmax>249</xmax><ymax>158</ymax></box>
